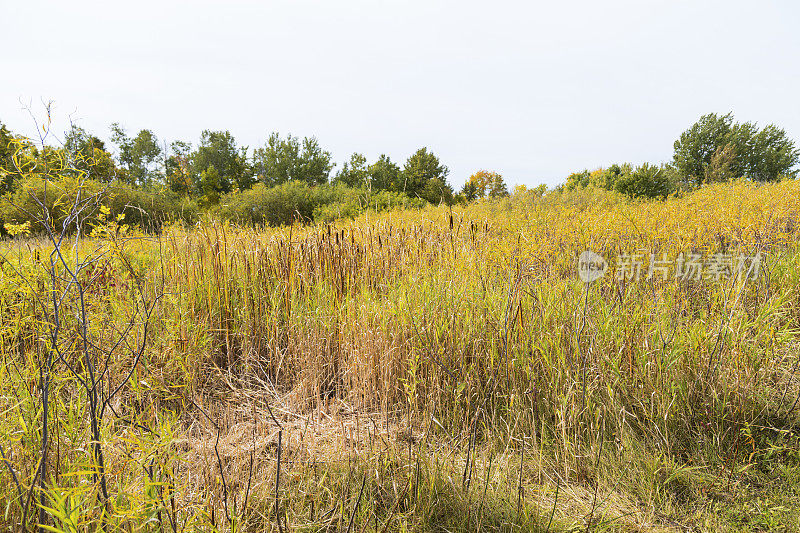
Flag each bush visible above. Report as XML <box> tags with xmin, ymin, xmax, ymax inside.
<box><xmin>313</xmin><ymin>188</ymin><xmax>426</xmax><ymax>223</ymax></box>
<box><xmin>563</xmin><ymin>163</ymin><xmax>677</xmax><ymax>200</ymax></box>
<box><xmin>610</xmin><ymin>163</ymin><xmax>677</xmax><ymax>199</ymax></box>
<box><xmin>218</xmin><ymin>181</ymin><xmax>426</xmax><ymax>227</ymax></box>
<box><xmin>0</xmin><ymin>176</ymin><xmax>198</xmax><ymax>235</ymax></box>
<box><xmin>106</xmin><ymin>183</ymin><xmax>199</xmax><ymax>229</ymax></box>
<box><xmin>217</xmin><ymin>181</ymin><xmax>318</xmax><ymax>226</ymax></box>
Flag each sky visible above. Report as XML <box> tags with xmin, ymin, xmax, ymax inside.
<box><xmin>1</xmin><ymin>0</ymin><xmax>798</xmax><ymax>188</ymax></box>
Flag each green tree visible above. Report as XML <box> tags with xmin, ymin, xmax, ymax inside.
<box><xmin>63</xmin><ymin>125</ymin><xmax>118</xmax><ymax>182</ymax></box>
<box><xmin>110</xmin><ymin>123</ymin><xmax>162</xmax><ymax>186</ymax></box>
<box><xmin>488</xmin><ymin>173</ymin><xmax>509</xmax><ymax>198</ymax></box>
<box><xmin>165</xmin><ymin>140</ymin><xmax>193</xmax><ymax>195</ymax></box>
<box><xmin>673</xmin><ymin>113</ymin><xmax>799</xmax><ymax>185</ymax></box>
<box><xmin>64</xmin><ymin>125</ymin><xmax>105</xmax><ymax>155</ymax></box>
<box><xmin>252</xmin><ymin>133</ymin><xmax>333</xmax><ymax>186</ymax></box>
<box><xmin>253</xmin><ymin>132</ymin><xmax>297</xmax><ymax>185</ymax></box>
<box><xmin>190</xmin><ymin>130</ymin><xmax>251</xmax><ymax>193</ymax></box>
<box><xmin>299</xmin><ymin>136</ymin><xmax>334</xmax><ymax>185</ymax></box>
<box><xmin>0</xmin><ymin>121</ymin><xmax>19</xmax><ymax>195</ymax></box>
<box><xmin>367</xmin><ymin>154</ymin><xmax>401</xmax><ymax>191</ymax></box>
<box><xmin>564</xmin><ymin>169</ymin><xmax>592</xmax><ymax>191</ymax></box>
<box><xmin>460</xmin><ymin>181</ymin><xmax>479</xmax><ymax>202</ymax></box>
<box><xmin>335</xmin><ymin>153</ymin><xmax>368</xmax><ymax>188</ymax></box>
<box><xmin>563</xmin><ymin>164</ymin><xmax>676</xmax><ymax>199</ymax></box>
<box><xmin>612</xmin><ymin>163</ymin><xmax>675</xmax><ymax>199</ymax></box>
<box><xmin>401</xmin><ymin>148</ymin><xmax>451</xmax><ymax>201</ymax></box>
<box><xmin>592</xmin><ymin>165</ymin><xmax>622</xmax><ymax>190</ymax></box>
<box><xmin>198</xmin><ymin>166</ymin><xmax>223</xmax><ymax>207</ymax></box>
<box><xmin>419</xmin><ymin>177</ymin><xmax>454</xmax><ymax>205</ymax></box>
<box><xmin>746</xmin><ymin>124</ymin><xmax>800</xmax><ymax>181</ymax></box>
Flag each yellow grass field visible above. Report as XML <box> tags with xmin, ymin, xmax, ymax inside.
<box><xmin>2</xmin><ymin>180</ymin><xmax>800</xmax><ymax>531</ymax></box>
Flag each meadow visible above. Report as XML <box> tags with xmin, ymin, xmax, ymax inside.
<box><xmin>2</xmin><ymin>180</ymin><xmax>800</xmax><ymax>531</ymax></box>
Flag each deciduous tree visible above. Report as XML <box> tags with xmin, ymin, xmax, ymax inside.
<box><xmin>335</xmin><ymin>153</ymin><xmax>368</xmax><ymax>188</ymax></box>
<box><xmin>367</xmin><ymin>154</ymin><xmax>401</xmax><ymax>192</ymax></box>
<box><xmin>190</xmin><ymin>130</ymin><xmax>251</xmax><ymax>192</ymax></box>
<box><xmin>165</xmin><ymin>140</ymin><xmax>193</xmax><ymax>195</ymax></box>
<box><xmin>253</xmin><ymin>133</ymin><xmax>333</xmax><ymax>186</ymax></box>
<box><xmin>461</xmin><ymin>170</ymin><xmax>509</xmax><ymax>200</ymax></box>
<box><xmin>401</xmin><ymin>147</ymin><xmax>451</xmax><ymax>202</ymax></box>
<box><xmin>64</xmin><ymin>125</ymin><xmax>118</xmax><ymax>182</ymax></box>
<box><xmin>673</xmin><ymin>113</ymin><xmax>799</xmax><ymax>185</ymax></box>
<box><xmin>110</xmin><ymin>123</ymin><xmax>162</xmax><ymax>186</ymax></box>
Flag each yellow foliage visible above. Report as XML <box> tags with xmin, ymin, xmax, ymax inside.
<box><xmin>3</xmin><ymin>220</ymin><xmax>31</xmax><ymax>236</ymax></box>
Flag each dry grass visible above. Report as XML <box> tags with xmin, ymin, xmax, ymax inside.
<box><xmin>2</xmin><ymin>180</ymin><xmax>800</xmax><ymax>531</ymax></box>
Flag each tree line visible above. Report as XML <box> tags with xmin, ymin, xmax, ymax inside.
<box><xmin>0</xmin><ymin>122</ymin><xmax>469</xmax><ymax>205</ymax></box>
<box><xmin>0</xmin><ymin>120</ymin><xmax>489</xmax><ymax>232</ymax></box>
<box><xmin>0</xmin><ymin>111</ymin><xmax>797</xmax><ymax>234</ymax></box>
<box><xmin>564</xmin><ymin>112</ymin><xmax>799</xmax><ymax>198</ymax></box>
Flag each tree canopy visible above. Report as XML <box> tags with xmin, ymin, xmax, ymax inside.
<box><xmin>252</xmin><ymin>133</ymin><xmax>333</xmax><ymax>186</ymax></box>
<box><xmin>335</xmin><ymin>153</ymin><xmax>369</xmax><ymax>188</ymax></box>
<box><xmin>110</xmin><ymin>123</ymin><xmax>162</xmax><ymax>187</ymax></box>
<box><xmin>673</xmin><ymin>113</ymin><xmax>799</xmax><ymax>185</ymax></box>
<box><xmin>401</xmin><ymin>147</ymin><xmax>453</xmax><ymax>204</ymax></box>
<box><xmin>2</xmin><ymin>109</ymin><xmax>798</xmax><ymax>236</ymax></box>
<box><xmin>461</xmin><ymin>170</ymin><xmax>509</xmax><ymax>200</ymax></box>
<box><xmin>190</xmin><ymin>130</ymin><xmax>251</xmax><ymax>199</ymax></box>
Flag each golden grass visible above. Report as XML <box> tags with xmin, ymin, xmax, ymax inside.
<box><xmin>2</xmin><ymin>180</ymin><xmax>800</xmax><ymax>531</ymax></box>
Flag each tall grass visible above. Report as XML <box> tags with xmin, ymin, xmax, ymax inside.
<box><xmin>2</xmin><ymin>180</ymin><xmax>800</xmax><ymax>531</ymax></box>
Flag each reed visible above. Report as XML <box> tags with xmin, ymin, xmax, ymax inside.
<box><xmin>2</xmin><ymin>180</ymin><xmax>800</xmax><ymax>531</ymax></box>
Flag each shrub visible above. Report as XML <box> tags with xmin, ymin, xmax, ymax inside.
<box><xmin>218</xmin><ymin>182</ymin><xmax>426</xmax><ymax>226</ymax></box>
<box><xmin>105</xmin><ymin>182</ymin><xmax>199</xmax><ymax>229</ymax></box>
<box><xmin>611</xmin><ymin>163</ymin><xmax>677</xmax><ymax>199</ymax></box>
<box><xmin>313</xmin><ymin>188</ymin><xmax>426</xmax><ymax>223</ymax></box>
<box><xmin>0</xmin><ymin>176</ymin><xmax>198</xmax><ymax>235</ymax></box>
<box><xmin>563</xmin><ymin>163</ymin><xmax>678</xmax><ymax>200</ymax></box>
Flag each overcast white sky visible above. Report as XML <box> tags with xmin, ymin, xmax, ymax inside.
<box><xmin>2</xmin><ymin>0</ymin><xmax>798</xmax><ymax>188</ymax></box>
